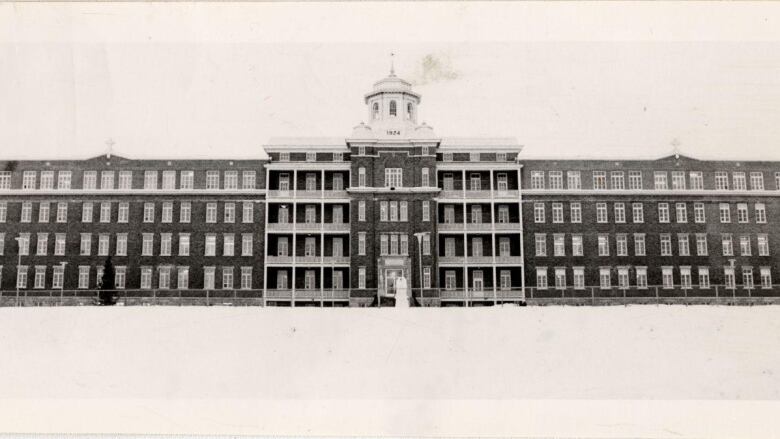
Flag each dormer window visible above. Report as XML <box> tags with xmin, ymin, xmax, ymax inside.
<box><xmin>279</xmin><ymin>152</ymin><xmax>290</xmax><ymax>162</ymax></box>
<box><xmin>389</xmin><ymin>100</ymin><xmax>397</xmax><ymax>117</ymax></box>
<box><xmin>406</xmin><ymin>103</ymin><xmax>413</xmax><ymax>120</ymax></box>
<box><xmin>372</xmin><ymin>102</ymin><xmax>379</xmax><ymax>120</ymax></box>
<box><xmin>306</xmin><ymin>152</ymin><xmax>316</xmax><ymax>162</ymax></box>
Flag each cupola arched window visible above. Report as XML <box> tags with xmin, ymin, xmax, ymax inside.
<box><xmin>389</xmin><ymin>100</ymin><xmax>397</xmax><ymax>117</ymax></box>
<box><xmin>372</xmin><ymin>102</ymin><xmax>379</xmax><ymax>120</ymax></box>
<box><xmin>406</xmin><ymin>103</ymin><xmax>413</xmax><ymax>120</ymax></box>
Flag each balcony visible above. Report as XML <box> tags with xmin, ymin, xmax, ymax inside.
<box><xmin>438</xmin><ymin>189</ymin><xmax>520</xmax><ymax>200</ymax></box>
<box><xmin>265</xmin><ymin>255</ymin><xmax>350</xmax><ymax>265</ymax></box>
<box><xmin>493</xmin><ymin>222</ymin><xmax>522</xmax><ymax>231</ymax></box>
<box><xmin>268</xmin><ymin>190</ymin><xmax>349</xmax><ymax>199</ymax></box>
<box><xmin>267</xmin><ymin>222</ymin><xmax>350</xmax><ymax>232</ymax></box>
<box><xmin>265</xmin><ymin>289</ymin><xmax>351</xmax><ymax>301</ymax></box>
<box><xmin>265</xmin><ymin>256</ymin><xmax>293</xmax><ymax>264</ymax></box>
<box><xmin>495</xmin><ymin>256</ymin><xmax>523</xmax><ymax>264</ymax></box>
<box><xmin>468</xmin><ymin>256</ymin><xmax>494</xmax><ymax>264</ymax></box>
<box><xmin>438</xmin><ymin>255</ymin><xmax>465</xmax><ymax>264</ymax></box>
<box><xmin>438</xmin><ymin>222</ymin><xmax>522</xmax><ymax>232</ymax></box>
<box><xmin>439</xmin><ymin>288</ymin><xmax>525</xmax><ymax>301</ymax></box>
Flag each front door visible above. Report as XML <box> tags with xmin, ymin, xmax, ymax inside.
<box><xmin>385</xmin><ymin>269</ymin><xmax>404</xmax><ymax>296</ymax></box>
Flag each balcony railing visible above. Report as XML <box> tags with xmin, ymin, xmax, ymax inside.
<box><xmin>268</xmin><ymin>190</ymin><xmax>349</xmax><ymax>199</ymax></box>
<box><xmin>439</xmin><ymin>288</ymin><xmax>525</xmax><ymax>301</ymax></box>
<box><xmin>267</xmin><ymin>222</ymin><xmax>350</xmax><ymax>232</ymax></box>
<box><xmin>264</xmin><ymin>289</ymin><xmax>350</xmax><ymax>301</ymax></box>
<box><xmin>438</xmin><ymin>222</ymin><xmax>522</xmax><ymax>232</ymax></box>
<box><xmin>265</xmin><ymin>255</ymin><xmax>350</xmax><ymax>265</ymax></box>
<box><xmin>438</xmin><ymin>255</ymin><xmax>523</xmax><ymax>265</ymax></box>
<box><xmin>439</xmin><ymin>189</ymin><xmax>520</xmax><ymax>200</ymax></box>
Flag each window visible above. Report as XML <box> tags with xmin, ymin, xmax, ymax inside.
<box><xmin>739</xmin><ymin>235</ymin><xmax>752</xmax><ymax>256</ymax></box>
<box><xmin>358</xmin><ymin>267</ymin><xmax>366</xmax><ymax>289</ymax></box>
<box><xmin>573</xmin><ymin>267</ymin><xmax>585</xmax><ymax>289</ymax></box>
<box><xmin>161</xmin><ymin>170</ymin><xmax>176</xmax><ymax>190</ymax></box>
<box><xmin>570</xmin><ymin>202</ymin><xmax>581</xmax><ymax>223</ymax></box>
<box><xmin>760</xmin><ymin>267</ymin><xmax>772</xmax><ymax>289</ymax></box>
<box><xmin>660</xmin><ymin>234</ymin><xmax>673</xmax><ymax>256</ymax></box>
<box><xmin>628</xmin><ymin>171</ymin><xmax>642</xmax><ymax>190</ymax></box>
<box><xmin>737</xmin><ymin>203</ymin><xmax>749</xmax><ymax>223</ymax></box>
<box><xmin>611</xmin><ymin>171</ymin><xmax>624</xmax><ymax>190</ymax></box>
<box><xmin>174</xmin><ymin>266</ymin><xmax>189</xmax><ymax>290</ymax></box>
<box><xmin>671</xmin><ymin>171</ymin><xmax>685</xmax><ymax>190</ymax></box>
<box><xmin>777</xmin><ymin>172</ymin><xmax>780</xmax><ymax>190</ymax></box>
<box><xmin>305</xmin><ymin>152</ymin><xmax>317</xmax><ymax>163</ymax></box>
<box><xmin>443</xmin><ymin>152</ymin><xmax>453</xmax><ymax>162</ymax></box>
<box><xmin>380</xmin><ymin>202</ymin><xmax>388</xmax><ymax>222</ymax></box>
<box><xmin>758</xmin><ymin>234</ymin><xmax>770</xmax><ymax>256</ymax></box>
<box><xmin>0</xmin><ymin>172</ymin><xmax>11</xmax><ymax>190</ymax></box>
<box><xmin>118</xmin><ymin>171</ymin><xmax>133</xmax><ymax>190</ymax></box>
<box><xmin>617</xmin><ymin>267</ymin><xmax>629</xmax><ymax>289</ymax></box>
<box><xmin>724</xmin><ymin>267</ymin><xmax>735</xmax><ymax>290</ymax></box>
<box><xmin>662</xmin><ymin>267</ymin><xmax>674</xmax><ymax>289</ymax></box>
<box><xmin>598</xmin><ymin>234</ymin><xmax>609</xmax><ymax>256</ymax></box>
<box><xmin>693</xmin><ymin>203</ymin><xmax>706</xmax><ymax>223</ymax></box>
<box><xmin>206</xmin><ymin>171</ymin><xmax>219</xmax><ymax>189</ymax></box>
<box><xmin>733</xmin><ymin>172</ymin><xmax>747</xmax><ymax>191</ymax></box>
<box><xmin>554</xmin><ymin>267</ymin><xmax>567</xmax><ymax>290</ymax></box>
<box><xmin>470</xmin><ymin>152</ymin><xmax>480</xmax><ymax>162</ymax></box>
<box><xmin>472</xmin><ymin>237</ymin><xmax>483</xmax><ymax>257</ymax></box>
<box><xmin>16</xmin><ymin>265</ymin><xmax>28</xmax><ymax>289</ymax></box>
<box><xmin>178</xmin><ymin>171</ymin><xmax>193</xmax><ymax>189</ymax></box>
<box><xmin>79</xmin><ymin>233</ymin><xmax>91</xmax><ymax>256</ymax></box>
<box><xmin>654</xmin><ymin>172</ymin><xmax>667</xmax><ymax>190</ymax></box>
<box><xmin>552</xmin><ymin>203</ymin><xmax>563</xmax><ymax>223</ymax></box>
<box><xmin>241</xmin><ymin>234</ymin><xmax>253</xmax><ymax>256</ymax></box>
<box><xmin>496</xmin><ymin>152</ymin><xmax>506</xmax><ymax>161</ymax></box>
<box><xmin>635</xmin><ymin>267</ymin><xmax>648</xmax><ymax>289</ymax></box>
<box><xmin>614</xmin><ymin>203</ymin><xmax>626</xmax><ymax>223</ymax></box>
<box><xmin>54</xmin><ymin>233</ymin><xmax>66</xmax><ymax>256</ymax></box>
<box><xmin>679</xmin><ymin>266</ymin><xmax>692</xmax><ymax>289</ymax></box>
<box><xmin>98</xmin><ymin>201</ymin><xmax>112</xmax><ymax>223</ymax></box>
<box><xmin>98</xmin><ymin>234</ymin><xmax>110</xmax><ymax>256</ymax></box>
<box><xmin>422</xmin><ymin>234</ymin><xmax>431</xmax><ymax>255</ymax></box>
<box><xmin>36</xmin><ymin>233</ymin><xmax>48</xmax><ymax>255</ymax></box>
<box><xmin>549</xmin><ymin>171</ymin><xmax>563</xmax><ymax>190</ymax></box>
<box><xmin>567</xmin><ymin>171</ymin><xmax>582</xmax><ymax>190</ymax></box>
<box><xmin>658</xmin><ymin>203</ymin><xmax>670</xmax><ymax>223</ymax></box>
<box><xmin>616</xmin><ymin>234</ymin><xmax>628</xmax><ymax>256</ymax></box>
<box><xmin>534</xmin><ymin>203</ymin><xmax>545</xmax><ymax>223</ymax></box>
<box><xmin>22</xmin><ymin>171</ymin><xmax>36</xmax><ymax>189</ymax></box>
<box><xmin>203</xmin><ymin>267</ymin><xmax>215</xmax><ymax>290</ymax></box>
<box><xmin>358</xmin><ymin>233</ymin><xmax>366</xmax><ymax>255</ymax></box>
<box><xmin>422</xmin><ymin>201</ymin><xmax>430</xmax><ymax>222</ymax></box>
<box><xmin>160</xmin><ymin>233</ymin><xmax>172</xmax><ymax>256</ymax></box>
<box><xmin>596</xmin><ymin>203</ymin><xmax>608</xmax><ymax>223</ymax></box>
<box><xmin>142</xmin><ymin>202</ymin><xmax>154</xmax><ymax>222</ymax></box>
<box><xmin>676</xmin><ymin>203</ymin><xmax>687</xmax><ymax>223</ymax></box>
<box><xmin>530</xmin><ymin>171</ymin><xmax>545</xmax><ymax>189</ymax></box>
<box><xmin>689</xmin><ymin>172</ymin><xmax>703</xmax><ymax>190</ymax></box>
<box><xmin>388</xmin><ymin>100</ymin><xmax>397</xmax><ymax>117</ymax></box>
<box><xmin>554</xmin><ymin>234</ymin><xmax>565</xmax><ymax>257</ymax></box>
<box><xmin>142</xmin><ymin>234</ymin><xmax>153</xmax><ymax>256</ymax></box>
<box><xmin>143</xmin><ymin>171</ymin><xmax>158</xmax><ymax>190</ymax></box>
<box><xmin>499</xmin><ymin>237</ymin><xmax>511</xmax><ymax>257</ymax></box>
<box><xmin>78</xmin><ymin>266</ymin><xmax>90</xmax><ymax>289</ymax></box>
<box><xmin>358</xmin><ymin>168</ymin><xmax>366</xmax><ymax>187</ymax></box>
<box><xmin>224</xmin><ymin>202</ymin><xmax>236</xmax><ymax>223</ymax></box>
<box><xmin>722</xmin><ymin>234</ymin><xmax>734</xmax><ymax>256</ymax></box>
<box><xmin>696</xmin><ymin>234</ymin><xmax>708</xmax><ymax>256</ymax></box>
<box><xmin>572</xmin><ymin>235</ymin><xmax>583</xmax><ymax>256</ymax></box>
<box><xmin>715</xmin><ymin>172</ymin><xmax>729</xmax><ymax>190</ymax></box>
<box><xmin>277</xmin><ymin>237</ymin><xmax>288</xmax><ymax>256</ymax></box>
<box><xmin>469</xmin><ymin>173</ymin><xmax>481</xmax><ymax>191</ymax></box>
<box><xmin>400</xmin><ymin>201</ymin><xmax>408</xmax><ymax>221</ymax></box>
<box><xmin>497</xmin><ymin>173</ymin><xmax>508</xmax><ymax>192</ymax></box>
<box><xmin>38</xmin><ymin>201</ymin><xmax>50</xmax><ymax>223</ymax></box>
<box><xmin>532</xmin><ymin>233</ymin><xmax>547</xmax><ymax>256</ymax></box>
<box><xmin>224</xmin><ymin>171</ymin><xmax>238</xmax><ymax>190</ymax></box>
<box><xmin>222</xmin><ymin>267</ymin><xmax>234</xmax><ymax>289</ymax></box>
<box><xmin>357</xmin><ymin>200</ymin><xmax>366</xmax><ymax>222</ymax></box>
<box><xmin>279</xmin><ymin>152</ymin><xmax>290</xmax><ymax>162</ymax></box>
<box><xmin>304</xmin><ymin>237</ymin><xmax>316</xmax><ymax>257</ymax></box>
<box><xmin>719</xmin><ymin>203</ymin><xmax>731</xmax><ymax>223</ymax></box>
<box><xmin>101</xmin><ymin>171</ymin><xmax>114</xmax><ymax>190</ymax></box>
<box><xmin>698</xmin><ymin>267</ymin><xmax>710</xmax><ymax>289</ymax></box>
<box><xmin>116</xmin><ymin>233</ymin><xmax>128</xmax><ymax>256</ymax></box>
<box><xmin>634</xmin><ymin>233</ymin><xmax>646</xmax><ymax>256</ymax></box>
<box><xmin>180</xmin><ymin>202</ymin><xmax>191</xmax><ymax>223</ymax></box>
<box><xmin>223</xmin><ymin>234</ymin><xmax>235</xmax><ymax>256</ymax></box>
<box><xmin>599</xmin><ymin>268</ymin><xmax>611</xmax><ymax>289</ymax></box>
<box><xmin>389</xmin><ymin>202</ymin><xmax>399</xmax><ymax>221</ymax></box>
<box><xmin>421</xmin><ymin>168</ymin><xmax>430</xmax><ymax>187</ymax></box>
<box><xmin>54</xmin><ymin>202</ymin><xmax>67</xmax><ymax>223</ymax></box>
<box><xmin>632</xmin><ymin>203</ymin><xmax>644</xmax><ymax>223</ymax></box>
<box><xmin>381</xmin><ymin>235</ymin><xmax>389</xmax><ymax>255</ymax></box>
<box><xmin>536</xmin><ymin>267</ymin><xmax>548</xmax><ymax>290</ymax></box>
<box><xmin>592</xmin><ymin>171</ymin><xmax>606</xmax><ymax>190</ymax></box>
<box><xmin>19</xmin><ymin>201</ymin><xmax>31</xmax><ymax>223</ymax></box>
<box><xmin>755</xmin><ymin>203</ymin><xmax>767</xmax><ymax>223</ymax></box>
<box><xmin>742</xmin><ymin>267</ymin><xmax>754</xmax><ymax>289</ymax></box>
<box><xmin>242</xmin><ymin>171</ymin><xmax>256</xmax><ymax>189</ymax></box>
<box><xmin>136</xmin><ymin>267</ymin><xmax>151</xmax><ymax>290</ymax></box>
<box><xmin>206</xmin><ymin>203</ymin><xmax>217</xmax><ymax>223</ymax></box>
<box><xmin>678</xmin><ymin>233</ymin><xmax>690</xmax><ymax>256</ymax></box>
<box><xmin>52</xmin><ymin>265</ymin><xmax>64</xmax><ymax>289</ymax></box>
<box><xmin>40</xmin><ymin>171</ymin><xmax>54</xmax><ymax>190</ymax></box>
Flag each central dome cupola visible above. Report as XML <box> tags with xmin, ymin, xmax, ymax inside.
<box><xmin>364</xmin><ymin>65</ymin><xmax>421</xmax><ymax>130</ymax></box>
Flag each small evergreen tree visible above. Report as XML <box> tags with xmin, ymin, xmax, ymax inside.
<box><xmin>99</xmin><ymin>256</ymin><xmax>116</xmax><ymax>306</ymax></box>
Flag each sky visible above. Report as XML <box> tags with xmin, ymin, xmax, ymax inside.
<box><xmin>2</xmin><ymin>3</ymin><xmax>780</xmax><ymax>160</ymax></box>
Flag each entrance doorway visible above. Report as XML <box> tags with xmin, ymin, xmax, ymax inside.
<box><xmin>385</xmin><ymin>269</ymin><xmax>404</xmax><ymax>296</ymax></box>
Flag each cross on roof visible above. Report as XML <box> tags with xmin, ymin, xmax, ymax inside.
<box><xmin>105</xmin><ymin>138</ymin><xmax>115</xmax><ymax>158</ymax></box>
<box><xmin>390</xmin><ymin>52</ymin><xmax>395</xmax><ymax>75</ymax></box>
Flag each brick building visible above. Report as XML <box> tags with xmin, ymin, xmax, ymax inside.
<box><xmin>1</xmin><ymin>69</ymin><xmax>779</xmax><ymax>306</ymax></box>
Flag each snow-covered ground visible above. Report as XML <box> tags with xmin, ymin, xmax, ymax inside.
<box><xmin>1</xmin><ymin>305</ymin><xmax>779</xmax><ymax>436</ymax></box>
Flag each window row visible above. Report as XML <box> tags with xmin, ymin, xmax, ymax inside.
<box><xmin>1</xmin><ymin>170</ymin><xmax>259</xmax><ymax>191</ymax></box>
<box><xmin>271</xmin><ymin>236</ymin><xmax>348</xmax><ymax>258</ymax></box>
<box><xmin>531</xmin><ymin>201</ymin><xmax>768</xmax><ymax>224</ymax></box>
<box><xmin>528</xmin><ymin>170</ymin><xmax>779</xmax><ymax>191</ymax></box>
<box><xmin>277</xmin><ymin>151</ymin><xmax>344</xmax><ymax>162</ymax></box>
<box><xmin>535</xmin><ymin>265</ymin><xmax>773</xmax><ymax>290</ymax></box>
<box><xmin>532</xmin><ymin>233</ymin><xmax>770</xmax><ymax>257</ymax></box>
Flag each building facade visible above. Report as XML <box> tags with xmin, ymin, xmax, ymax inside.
<box><xmin>1</xmin><ymin>70</ymin><xmax>779</xmax><ymax>306</ymax></box>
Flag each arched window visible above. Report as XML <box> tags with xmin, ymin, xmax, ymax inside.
<box><xmin>406</xmin><ymin>103</ymin><xmax>413</xmax><ymax>120</ymax></box>
<box><xmin>372</xmin><ymin>102</ymin><xmax>379</xmax><ymax>119</ymax></box>
<box><xmin>389</xmin><ymin>100</ymin><xmax>397</xmax><ymax>117</ymax></box>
